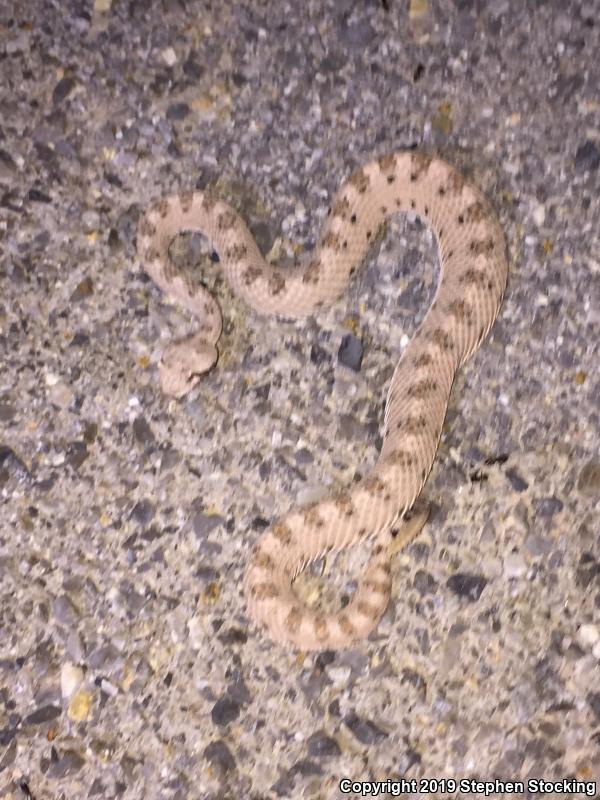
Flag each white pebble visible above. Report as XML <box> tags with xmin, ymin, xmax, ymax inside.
<box><xmin>503</xmin><ymin>551</ymin><xmax>527</xmax><ymax>579</ymax></box>
<box><xmin>161</xmin><ymin>47</ymin><xmax>177</xmax><ymax>67</ymax></box>
<box><xmin>578</xmin><ymin>623</ymin><xmax>600</xmax><ymax>648</ymax></box>
<box><xmin>532</xmin><ymin>204</ymin><xmax>546</xmax><ymax>227</ymax></box>
<box><xmin>187</xmin><ymin>615</ymin><xmax>205</xmax><ymax>649</ymax></box>
<box><xmin>325</xmin><ymin>664</ymin><xmax>352</xmax><ymax>685</ymax></box>
<box><xmin>61</xmin><ymin>662</ymin><xmax>84</xmax><ymax>698</ymax></box>
<box><xmin>45</xmin><ymin>372</ymin><xmax>60</xmax><ymax>386</ymax></box>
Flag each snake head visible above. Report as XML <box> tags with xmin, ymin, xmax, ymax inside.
<box><xmin>159</xmin><ymin>339</ymin><xmax>218</xmax><ymax>398</ymax></box>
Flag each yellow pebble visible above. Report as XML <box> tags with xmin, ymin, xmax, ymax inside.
<box><xmin>68</xmin><ymin>690</ymin><xmax>94</xmax><ymax>722</ymax></box>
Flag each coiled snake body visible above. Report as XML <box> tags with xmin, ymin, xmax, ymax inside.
<box><xmin>137</xmin><ymin>152</ymin><xmax>508</xmax><ymax>650</ymax></box>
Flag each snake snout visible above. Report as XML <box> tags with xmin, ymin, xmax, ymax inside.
<box><xmin>159</xmin><ymin>339</ymin><xmax>218</xmax><ymax>398</ymax></box>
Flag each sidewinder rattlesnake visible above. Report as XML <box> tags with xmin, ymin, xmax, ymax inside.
<box><xmin>137</xmin><ymin>152</ymin><xmax>508</xmax><ymax>650</ymax></box>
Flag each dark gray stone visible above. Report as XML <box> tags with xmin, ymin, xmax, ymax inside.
<box><xmin>447</xmin><ymin>573</ymin><xmax>488</xmax><ymax>601</ymax></box>
<box><xmin>343</xmin><ymin>712</ymin><xmax>388</xmax><ymax>744</ymax></box>
<box><xmin>338</xmin><ymin>334</ymin><xmax>363</xmax><ymax>371</ymax></box>
<box><xmin>23</xmin><ymin>705</ymin><xmax>61</xmax><ymax>725</ymax></box>
<box><xmin>203</xmin><ymin>739</ymin><xmax>236</xmax><ymax>773</ymax></box>
<box><xmin>211</xmin><ymin>695</ymin><xmax>241</xmax><ymax>726</ymax></box>
<box><xmin>306</xmin><ymin>731</ymin><xmax>341</xmax><ymax>758</ymax></box>
<box><xmin>575</xmin><ymin>140</ymin><xmax>600</xmax><ymax>171</ymax></box>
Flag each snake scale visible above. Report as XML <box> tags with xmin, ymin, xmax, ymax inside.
<box><xmin>137</xmin><ymin>152</ymin><xmax>508</xmax><ymax>650</ymax></box>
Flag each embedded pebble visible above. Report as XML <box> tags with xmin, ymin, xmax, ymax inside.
<box><xmin>575</xmin><ymin>140</ymin><xmax>600</xmax><ymax>171</ymax></box>
<box><xmin>532</xmin><ymin>204</ymin><xmax>545</xmax><ymax>227</ymax></box>
<box><xmin>578</xmin><ymin>461</ymin><xmax>600</xmax><ymax>496</ymax></box>
<box><xmin>24</xmin><ymin>705</ymin><xmax>61</xmax><ymax>726</ymax></box>
<box><xmin>446</xmin><ymin>573</ymin><xmax>488</xmax><ymax>601</ymax></box>
<box><xmin>52</xmin><ymin>594</ymin><xmax>80</xmax><ymax>626</ymax></box>
<box><xmin>578</xmin><ymin>624</ymin><xmax>600</xmax><ymax>649</ymax></box>
<box><xmin>68</xmin><ymin>690</ymin><xmax>94</xmax><ymax>722</ymax></box>
<box><xmin>324</xmin><ymin>664</ymin><xmax>352</xmax><ymax>685</ymax></box>
<box><xmin>343</xmin><ymin>713</ymin><xmax>388</xmax><ymax>744</ymax></box>
<box><xmin>503</xmin><ymin>551</ymin><xmax>528</xmax><ymax>579</ymax></box>
<box><xmin>306</xmin><ymin>731</ymin><xmax>341</xmax><ymax>758</ymax></box>
<box><xmin>505</xmin><ymin>467</ymin><xmax>529</xmax><ymax>492</ymax></box>
<box><xmin>161</xmin><ymin>47</ymin><xmax>177</xmax><ymax>66</ymax></box>
<box><xmin>211</xmin><ymin>695</ymin><xmax>241</xmax><ymax>727</ymax></box>
<box><xmin>61</xmin><ymin>663</ymin><xmax>84</xmax><ymax>699</ymax></box>
<box><xmin>203</xmin><ymin>739</ymin><xmax>236</xmax><ymax>774</ymax></box>
<box><xmin>338</xmin><ymin>333</ymin><xmax>364</xmax><ymax>371</ymax></box>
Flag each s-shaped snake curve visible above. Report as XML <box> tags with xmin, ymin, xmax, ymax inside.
<box><xmin>137</xmin><ymin>152</ymin><xmax>508</xmax><ymax>650</ymax></box>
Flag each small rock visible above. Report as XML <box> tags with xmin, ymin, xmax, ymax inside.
<box><xmin>446</xmin><ymin>573</ymin><xmax>487</xmax><ymax>601</ymax></box>
<box><xmin>409</xmin><ymin>0</ymin><xmax>429</xmax><ymax>18</ymax></box>
<box><xmin>187</xmin><ymin>615</ymin><xmax>205</xmax><ymax>649</ymax></box>
<box><xmin>413</xmin><ymin>569</ymin><xmax>438</xmax><ymax>594</ymax></box>
<box><xmin>324</xmin><ymin>664</ymin><xmax>351</xmax><ymax>685</ymax></box>
<box><xmin>0</xmin><ymin>445</ymin><xmax>30</xmax><ymax>481</ymax></box>
<box><xmin>315</xmin><ymin>651</ymin><xmax>336</xmax><ymax>669</ymax></box>
<box><xmin>68</xmin><ymin>690</ymin><xmax>94</xmax><ymax>722</ymax></box>
<box><xmin>132</xmin><ymin>416</ymin><xmax>156</xmax><ymax>447</ymax></box>
<box><xmin>47</xmin><ymin>749</ymin><xmax>85</xmax><ymax>778</ymax></box>
<box><xmin>310</xmin><ymin>342</ymin><xmax>329</xmax><ymax>365</ymax></box>
<box><xmin>524</xmin><ymin>534</ymin><xmax>553</xmax><ymax>557</ymax></box>
<box><xmin>290</xmin><ymin>758</ymin><xmax>323</xmax><ymax>776</ymax></box>
<box><xmin>532</xmin><ymin>204</ymin><xmax>545</xmax><ymax>226</ymax></box>
<box><xmin>575</xmin><ymin>140</ymin><xmax>600</xmax><ymax>171</ymax></box>
<box><xmin>52</xmin><ymin>77</ymin><xmax>76</xmax><ymax>106</ymax></box>
<box><xmin>203</xmin><ymin>739</ymin><xmax>236</xmax><ymax>774</ymax></box>
<box><xmin>28</xmin><ymin>187</ymin><xmax>51</xmax><ymax>203</ymax></box>
<box><xmin>87</xmin><ymin>643</ymin><xmax>122</xmax><ymax>671</ymax></box>
<box><xmin>130</xmin><ymin>500</ymin><xmax>156</xmax><ymax>525</ymax></box>
<box><xmin>183</xmin><ymin>52</ymin><xmax>205</xmax><ymax>80</ymax></box>
<box><xmin>66</xmin><ymin>630</ymin><xmax>86</xmax><ymax>663</ymax></box>
<box><xmin>340</xmin><ymin>18</ymin><xmax>377</xmax><ymax>49</ymax></box>
<box><xmin>24</xmin><ymin>705</ymin><xmax>61</xmax><ymax>725</ymax></box>
<box><xmin>81</xmin><ymin>210</ymin><xmax>101</xmax><ymax>233</ymax></box>
<box><xmin>578</xmin><ymin>462</ymin><xmax>600</xmax><ymax>496</ymax></box>
<box><xmin>587</xmin><ymin>692</ymin><xmax>600</xmax><ymax>722</ymax></box>
<box><xmin>52</xmin><ymin>594</ymin><xmax>80</xmax><ymax>626</ymax></box>
<box><xmin>166</xmin><ymin>102</ymin><xmax>190</xmax><ymax>120</ymax></box>
<box><xmin>536</xmin><ymin>496</ymin><xmax>563</xmax><ymax>516</ymax></box>
<box><xmin>0</xmin><ymin>148</ymin><xmax>16</xmax><ymax>174</ymax></box>
<box><xmin>66</xmin><ymin>441</ymin><xmax>88</xmax><ymax>469</ymax></box>
<box><xmin>343</xmin><ymin>712</ymin><xmax>388</xmax><ymax>744</ymax></box>
<box><xmin>211</xmin><ymin>695</ymin><xmax>241</xmax><ymax>726</ymax></box>
<box><xmin>578</xmin><ymin>624</ymin><xmax>600</xmax><ymax>648</ymax></box>
<box><xmin>47</xmin><ymin>380</ymin><xmax>74</xmax><ymax>409</ymax></box>
<box><xmin>338</xmin><ymin>334</ymin><xmax>363</xmax><ymax>371</ymax></box>
<box><xmin>503</xmin><ymin>551</ymin><xmax>528</xmax><ymax>579</ymax></box>
<box><xmin>61</xmin><ymin>663</ymin><xmax>84</xmax><ymax>699</ymax></box>
<box><xmin>306</xmin><ymin>731</ymin><xmax>341</xmax><ymax>758</ymax></box>
<box><xmin>505</xmin><ymin>468</ymin><xmax>529</xmax><ymax>492</ymax></box>
<box><xmin>161</xmin><ymin>47</ymin><xmax>178</xmax><ymax>66</ymax></box>
<box><xmin>191</xmin><ymin>511</ymin><xmax>224</xmax><ymax>538</ymax></box>
<box><xmin>0</xmin><ymin>403</ymin><xmax>16</xmax><ymax>421</ymax></box>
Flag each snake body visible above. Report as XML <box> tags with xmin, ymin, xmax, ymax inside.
<box><xmin>137</xmin><ymin>152</ymin><xmax>508</xmax><ymax>650</ymax></box>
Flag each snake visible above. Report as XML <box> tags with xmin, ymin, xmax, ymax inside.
<box><xmin>137</xmin><ymin>152</ymin><xmax>508</xmax><ymax>650</ymax></box>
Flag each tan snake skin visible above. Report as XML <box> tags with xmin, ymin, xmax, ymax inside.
<box><xmin>137</xmin><ymin>152</ymin><xmax>508</xmax><ymax>650</ymax></box>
